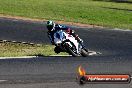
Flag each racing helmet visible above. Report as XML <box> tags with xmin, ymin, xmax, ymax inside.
<box><xmin>46</xmin><ymin>20</ymin><xmax>55</xmax><ymax>31</ymax></box>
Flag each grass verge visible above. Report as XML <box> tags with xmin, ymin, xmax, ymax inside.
<box><xmin>0</xmin><ymin>0</ymin><xmax>132</xmax><ymax>29</ymax></box>
<box><xmin>0</xmin><ymin>42</ymin><xmax>67</xmax><ymax>57</ymax></box>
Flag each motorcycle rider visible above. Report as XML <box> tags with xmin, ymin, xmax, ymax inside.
<box><xmin>46</xmin><ymin>20</ymin><xmax>83</xmax><ymax>53</ymax></box>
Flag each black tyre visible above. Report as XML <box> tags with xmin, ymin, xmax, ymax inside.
<box><xmin>54</xmin><ymin>46</ymin><xmax>61</xmax><ymax>54</ymax></box>
<box><xmin>81</xmin><ymin>49</ymin><xmax>89</xmax><ymax>57</ymax></box>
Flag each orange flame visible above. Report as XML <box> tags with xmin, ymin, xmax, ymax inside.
<box><xmin>78</xmin><ymin>66</ymin><xmax>86</xmax><ymax>76</ymax></box>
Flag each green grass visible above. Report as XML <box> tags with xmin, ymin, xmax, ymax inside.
<box><xmin>0</xmin><ymin>42</ymin><xmax>67</xmax><ymax>57</ymax></box>
<box><xmin>0</xmin><ymin>0</ymin><xmax>132</xmax><ymax>29</ymax></box>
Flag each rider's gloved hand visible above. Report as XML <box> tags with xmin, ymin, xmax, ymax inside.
<box><xmin>71</xmin><ymin>30</ymin><xmax>75</xmax><ymax>34</ymax></box>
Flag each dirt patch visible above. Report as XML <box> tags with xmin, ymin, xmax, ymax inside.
<box><xmin>0</xmin><ymin>14</ymin><xmax>104</xmax><ymax>28</ymax></box>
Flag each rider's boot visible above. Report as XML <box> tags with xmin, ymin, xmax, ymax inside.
<box><xmin>75</xmin><ymin>35</ymin><xmax>83</xmax><ymax>45</ymax></box>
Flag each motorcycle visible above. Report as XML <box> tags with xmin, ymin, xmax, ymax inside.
<box><xmin>53</xmin><ymin>30</ymin><xmax>89</xmax><ymax>57</ymax></box>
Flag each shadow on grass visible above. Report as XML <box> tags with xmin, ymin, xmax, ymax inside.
<box><xmin>102</xmin><ymin>7</ymin><xmax>132</xmax><ymax>12</ymax></box>
<box><xmin>92</xmin><ymin>0</ymin><xmax>132</xmax><ymax>4</ymax></box>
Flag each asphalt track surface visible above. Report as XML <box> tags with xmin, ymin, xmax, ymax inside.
<box><xmin>0</xmin><ymin>17</ymin><xmax>132</xmax><ymax>88</ymax></box>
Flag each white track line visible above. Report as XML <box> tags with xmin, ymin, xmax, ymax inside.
<box><xmin>88</xmin><ymin>51</ymin><xmax>102</xmax><ymax>56</ymax></box>
<box><xmin>113</xmin><ymin>28</ymin><xmax>132</xmax><ymax>31</ymax></box>
<box><xmin>51</xmin><ymin>51</ymin><xmax>102</xmax><ymax>56</ymax></box>
<box><xmin>88</xmin><ymin>52</ymin><xmax>97</xmax><ymax>56</ymax></box>
<box><xmin>0</xmin><ymin>80</ymin><xmax>7</xmax><ymax>82</ymax></box>
<box><xmin>0</xmin><ymin>56</ymin><xmax>37</xmax><ymax>59</ymax></box>
<box><xmin>50</xmin><ymin>55</ymin><xmax>72</xmax><ymax>56</ymax></box>
<box><xmin>3</xmin><ymin>40</ymin><xmax>7</xmax><ymax>42</ymax></box>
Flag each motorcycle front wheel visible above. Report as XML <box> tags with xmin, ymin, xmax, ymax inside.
<box><xmin>81</xmin><ymin>49</ymin><xmax>89</xmax><ymax>57</ymax></box>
